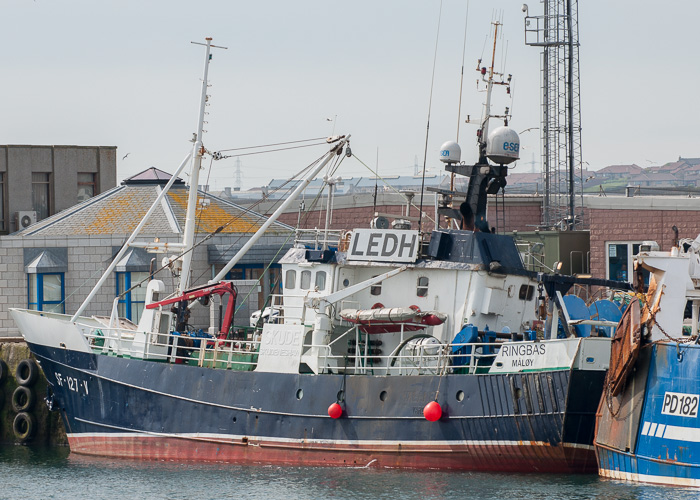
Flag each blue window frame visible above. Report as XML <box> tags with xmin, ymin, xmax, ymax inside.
<box><xmin>28</xmin><ymin>273</ymin><xmax>65</xmax><ymax>313</ymax></box>
<box><xmin>116</xmin><ymin>271</ymin><xmax>149</xmax><ymax>321</ymax></box>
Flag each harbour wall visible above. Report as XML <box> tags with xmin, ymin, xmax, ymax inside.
<box><xmin>0</xmin><ymin>340</ymin><xmax>66</xmax><ymax>446</ymax></box>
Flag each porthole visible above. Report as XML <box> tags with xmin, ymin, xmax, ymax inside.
<box><xmin>296</xmin><ymin>389</ymin><xmax>304</xmax><ymax>400</ymax></box>
<box><xmin>456</xmin><ymin>390</ymin><xmax>465</xmax><ymax>402</ymax></box>
<box><xmin>343</xmin><ymin>278</ymin><xmax>350</xmax><ymax>287</ymax></box>
<box><xmin>379</xmin><ymin>390</ymin><xmax>388</xmax><ymax>402</ymax></box>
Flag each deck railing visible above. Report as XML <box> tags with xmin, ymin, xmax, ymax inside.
<box><xmin>79</xmin><ymin>321</ymin><xmax>500</xmax><ymax>375</ymax></box>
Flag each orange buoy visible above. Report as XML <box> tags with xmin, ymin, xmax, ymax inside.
<box><xmin>328</xmin><ymin>402</ymin><xmax>343</xmax><ymax>419</ymax></box>
<box><xmin>423</xmin><ymin>401</ymin><xmax>442</xmax><ymax>422</ymax></box>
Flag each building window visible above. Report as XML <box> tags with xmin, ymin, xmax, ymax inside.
<box><xmin>0</xmin><ymin>172</ymin><xmax>5</xmax><ymax>232</ymax></box>
<box><xmin>116</xmin><ymin>271</ymin><xmax>149</xmax><ymax>321</ymax></box>
<box><xmin>315</xmin><ymin>271</ymin><xmax>327</xmax><ymax>291</ymax></box>
<box><xmin>32</xmin><ymin>172</ymin><xmax>51</xmax><ymax>220</ymax></box>
<box><xmin>417</xmin><ymin>277</ymin><xmax>429</xmax><ymax>297</ymax></box>
<box><xmin>285</xmin><ymin>270</ymin><xmax>296</xmax><ymax>289</ymax></box>
<box><xmin>28</xmin><ymin>273</ymin><xmax>65</xmax><ymax>313</ymax></box>
<box><xmin>606</xmin><ymin>242</ymin><xmax>650</xmax><ymax>285</ymax></box>
<box><xmin>77</xmin><ymin>173</ymin><xmax>97</xmax><ymax>202</ymax></box>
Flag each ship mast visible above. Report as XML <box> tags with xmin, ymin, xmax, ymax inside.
<box><xmin>436</xmin><ymin>20</ymin><xmax>516</xmax><ymax>233</ymax></box>
<box><xmin>179</xmin><ymin>38</ymin><xmax>227</xmax><ymax>293</ymax></box>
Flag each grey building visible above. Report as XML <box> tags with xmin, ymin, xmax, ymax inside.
<box><xmin>0</xmin><ymin>168</ymin><xmax>294</xmax><ymax>337</ymax></box>
<box><xmin>0</xmin><ymin>145</ymin><xmax>117</xmax><ymax>234</ymax></box>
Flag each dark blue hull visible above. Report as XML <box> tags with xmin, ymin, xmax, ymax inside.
<box><xmin>30</xmin><ymin>342</ymin><xmax>603</xmax><ymax>471</ymax></box>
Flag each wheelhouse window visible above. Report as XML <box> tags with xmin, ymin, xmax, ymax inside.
<box><xmin>370</xmin><ymin>276</ymin><xmax>382</xmax><ymax>296</ymax></box>
<box><xmin>116</xmin><ymin>271</ymin><xmax>149</xmax><ymax>321</ymax></box>
<box><xmin>285</xmin><ymin>270</ymin><xmax>296</xmax><ymax>289</ymax></box>
<box><xmin>315</xmin><ymin>271</ymin><xmax>327</xmax><ymax>291</ymax></box>
<box><xmin>417</xmin><ymin>277</ymin><xmax>429</xmax><ymax>297</ymax></box>
<box><xmin>300</xmin><ymin>270</ymin><xmax>312</xmax><ymax>290</ymax></box>
<box><xmin>32</xmin><ymin>172</ymin><xmax>51</xmax><ymax>220</ymax></box>
<box><xmin>77</xmin><ymin>173</ymin><xmax>97</xmax><ymax>202</ymax></box>
<box><xmin>28</xmin><ymin>273</ymin><xmax>64</xmax><ymax>313</ymax></box>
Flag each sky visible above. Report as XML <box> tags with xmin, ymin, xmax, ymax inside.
<box><xmin>2</xmin><ymin>0</ymin><xmax>699</xmax><ymax>191</ymax></box>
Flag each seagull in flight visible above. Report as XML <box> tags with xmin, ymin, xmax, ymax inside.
<box><xmin>122</xmin><ymin>153</ymin><xmax>130</xmax><ymax>160</ymax></box>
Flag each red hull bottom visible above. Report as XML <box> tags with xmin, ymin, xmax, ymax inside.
<box><xmin>68</xmin><ymin>434</ymin><xmax>597</xmax><ymax>473</ymax></box>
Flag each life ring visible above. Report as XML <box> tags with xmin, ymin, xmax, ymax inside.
<box><xmin>0</xmin><ymin>359</ymin><xmax>7</xmax><ymax>385</ymax></box>
<box><xmin>12</xmin><ymin>386</ymin><xmax>36</xmax><ymax>413</ymax></box>
<box><xmin>16</xmin><ymin>359</ymin><xmax>39</xmax><ymax>387</ymax></box>
<box><xmin>13</xmin><ymin>412</ymin><xmax>36</xmax><ymax>443</ymax></box>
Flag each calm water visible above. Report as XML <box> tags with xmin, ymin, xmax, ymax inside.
<box><xmin>0</xmin><ymin>446</ymin><xmax>695</xmax><ymax>500</ymax></box>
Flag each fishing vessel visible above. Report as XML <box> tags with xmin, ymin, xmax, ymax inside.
<box><xmin>11</xmin><ymin>34</ymin><xmax>627</xmax><ymax>472</ymax></box>
<box><xmin>595</xmin><ymin>234</ymin><xmax>700</xmax><ymax>486</ymax></box>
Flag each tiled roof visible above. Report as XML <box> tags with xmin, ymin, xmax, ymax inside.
<box><xmin>597</xmin><ymin>164</ymin><xmax>643</xmax><ymax>174</ymax></box>
<box><xmin>17</xmin><ymin>182</ymin><xmax>293</xmax><ymax>237</ymax></box>
<box><xmin>166</xmin><ymin>189</ymin><xmax>290</xmax><ymax>234</ymax></box>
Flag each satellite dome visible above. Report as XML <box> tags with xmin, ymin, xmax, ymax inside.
<box><xmin>486</xmin><ymin>126</ymin><xmax>520</xmax><ymax>165</ymax></box>
<box><xmin>439</xmin><ymin>141</ymin><xmax>461</xmax><ymax>164</ymax></box>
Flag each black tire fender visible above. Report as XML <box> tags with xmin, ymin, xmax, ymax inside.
<box><xmin>0</xmin><ymin>359</ymin><xmax>7</xmax><ymax>385</ymax></box>
<box><xmin>12</xmin><ymin>386</ymin><xmax>36</xmax><ymax>413</ymax></box>
<box><xmin>16</xmin><ymin>359</ymin><xmax>39</xmax><ymax>387</ymax></box>
<box><xmin>13</xmin><ymin>412</ymin><xmax>36</xmax><ymax>442</ymax></box>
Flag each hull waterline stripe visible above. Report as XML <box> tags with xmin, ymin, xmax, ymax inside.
<box><xmin>68</xmin><ymin>426</ymin><xmax>594</xmax><ymax>450</ymax></box>
<box><xmin>599</xmin><ymin>468</ymin><xmax>700</xmax><ymax>488</ymax></box>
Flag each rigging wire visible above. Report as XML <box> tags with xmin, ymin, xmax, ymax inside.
<box><xmin>212</xmin><ymin>141</ymin><xmax>327</xmax><ymax>160</ymax></box>
<box><xmin>453</xmin><ymin>0</ymin><xmax>471</xmax><ymax>196</ymax></box>
<box><xmin>353</xmin><ymin>154</ymin><xmax>436</xmax><ymax>226</ymax></box>
<box><xmin>119</xmin><ymin>153</ymin><xmax>328</xmax><ymax>300</ymax></box>
<box><xmin>418</xmin><ymin>0</ymin><xmax>444</xmax><ymax>232</ymax></box>
<box><xmin>456</xmin><ymin>0</ymin><xmax>470</xmax><ymax>145</ymax></box>
<box><xmin>232</xmin><ymin>156</ymin><xmax>351</xmax><ymax>315</ymax></box>
<box><xmin>372</xmin><ymin>148</ymin><xmax>379</xmax><ymax>217</ymax></box>
<box><xmin>215</xmin><ymin>137</ymin><xmax>327</xmax><ymax>153</ymax></box>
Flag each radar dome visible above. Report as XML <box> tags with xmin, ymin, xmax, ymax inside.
<box><xmin>439</xmin><ymin>141</ymin><xmax>461</xmax><ymax>164</ymax></box>
<box><xmin>486</xmin><ymin>126</ymin><xmax>520</xmax><ymax>165</ymax></box>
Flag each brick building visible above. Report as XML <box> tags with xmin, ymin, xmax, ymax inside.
<box><xmin>243</xmin><ymin>190</ymin><xmax>700</xmax><ymax>286</ymax></box>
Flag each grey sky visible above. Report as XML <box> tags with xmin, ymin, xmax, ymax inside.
<box><xmin>2</xmin><ymin>1</ymin><xmax>698</xmax><ymax>190</ymax></box>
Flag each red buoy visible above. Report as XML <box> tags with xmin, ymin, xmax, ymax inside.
<box><xmin>328</xmin><ymin>402</ymin><xmax>343</xmax><ymax>419</ymax></box>
<box><xmin>423</xmin><ymin>401</ymin><xmax>442</xmax><ymax>422</ymax></box>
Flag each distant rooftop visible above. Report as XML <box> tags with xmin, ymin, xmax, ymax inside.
<box><xmin>122</xmin><ymin>166</ymin><xmax>184</xmax><ymax>185</ymax></box>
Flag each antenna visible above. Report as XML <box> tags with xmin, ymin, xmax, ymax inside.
<box><xmin>233</xmin><ymin>158</ymin><xmax>242</xmax><ymax>191</ymax></box>
<box><xmin>524</xmin><ymin>0</ymin><xmax>584</xmax><ymax>230</ymax></box>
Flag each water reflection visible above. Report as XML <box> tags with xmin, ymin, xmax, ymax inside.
<box><xmin>0</xmin><ymin>447</ymin><xmax>696</xmax><ymax>500</ymax></box>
